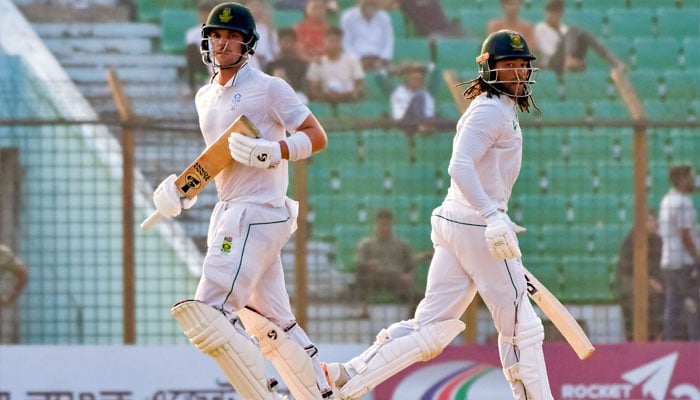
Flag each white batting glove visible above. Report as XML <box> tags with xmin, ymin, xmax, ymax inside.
<box><xmin>484</xmin><ymin>213</ymin><xmax>525</xmax><ymax>259</ymax></box>
<box><xmin>228</xmin><ymin>133</ymin><xmax>281</xmax><ymax>169</ymax></box>
<box><xmin>153</xmin><ymin>174</ymin><xmax>197</xmax><ymax>218</ymax></box>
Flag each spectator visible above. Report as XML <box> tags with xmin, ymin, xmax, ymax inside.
<box><xmin>340</xmin><ymin>0</ymin><xmax>394</xmax><ymax>72</ymax></box>
<box><xmin>534</xmin><ymin>0</ymin><xmax>624</xmax><ymax>73</ymax></box>
<box><xmin>307</xmin><ymin>26</ymin><xmax>365</xmax><ymax>104</ymax></box>
<box><xmin>0</xmin><ymin>244</ymin><xmax>28</xmax><ymax>344</ymax></box>
<box><xmin>241</xmin><ymin>0</ymin><xmax>279</xmax><ymax>69</ymax></box>
<box><xmin>658</xmin><ymin>164</ymin><xmax>700</xmax><ymax>341</ymax></box>
<box><xmin>397</xmin><ymin>0</ymin><xmax>463</xmax><ymax>39</ymax></box>
<box><xmin>293</xmin><ymin>0</ymin><xmax>330</xmax><ymax>61</ymax></box>
<box><xmin>487</xmin><ymin>0</ymin><xmax>537</xmax><ymax>52</ymax></box>
<box><xmin>353</xmin><ymin>209</ymin><xmax>417</xmax><ymax>318</ymax></box>
<box><xmin>616</xmin><ymin>209</ymin><xmax>664</xmax><ymax>341</ymax></box>
<box><xmin>274</xmin><ymin>0</ymin><xmax>338</xmax><ymax>13</ymax></box>
<box><xmin>185</xmin><ymin>0</ymin><xmax>220</xmax><ymax>95</ymax></box>
<box><xmin>265</xmin><ymin>27</ymin><xmax>310</xmax><ymax>103</ymax></box>
<box><xmin>390</xmin><ymin>61</ymin><xmax>438</xmax><ymax>133</ymax></box>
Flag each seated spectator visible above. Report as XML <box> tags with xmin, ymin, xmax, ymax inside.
<box><xmin>266</xmin><ymin>28</ymin><xmax>310</xmax><ymax>103</ymax></box>
<box><xmin>293</xmin><ymin>0</ymin><xmax>330</xmax><ymax>61</ymax></box>
<box><xmin>274</xmin><ymin>0</ymin><xmax>338</xmax><ymax>13</ymax></box>
<box><xmin>534</xmin><ymin>0</ymin><xmax>625</xmax><ymax>73</ymax></box>
<box><xmin>353</xmin><ymin>209</ymin><xmax>417</xmax><ymax>318</ymax></box>
<box><xmin>241</xmin><ymin>0</ymin><xmax>279</xmax><ymax>69</ymax></box>
<box><xmin>0</xmin><ymin>244</ymin><xmax>28</xmax><ymax>344</ymax></box>
<box><xmin>307</xmin><ymin>26</ymin><xmax>365</xmax><ymax>104</ymax></box>
<box><xmin>185</xmin><ymin>0</ymin><xmax>219</xmax><ymax>95</ymax></box>
<box><xmin>390</xmin><ymin>61</ymin><xmax>439</xmax><ymax>133</ymax></box>
<box><xmin>340</xmin><ymin>0</ymin><xmax>394</xmax><ymax>72</ymax></box>
<box><xmin>487</xmin><ymin>0</ymin><xmax>537</xmax><ymax>52</ymax></box>
<box><xmin>397</xmin><ymin>0</ymin><xmax>464</xmax><ymax>39</ymax></box>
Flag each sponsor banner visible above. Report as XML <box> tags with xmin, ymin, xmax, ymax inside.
<box><xmin>376</xmin><ymin>342</ymin><xmax>700</xmax><ymax>400</ymax></box>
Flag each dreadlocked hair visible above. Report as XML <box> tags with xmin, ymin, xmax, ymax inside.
<box><xmin>459</xmin><ymin>77</ymin><xmax>540</xmax><ymax>114</ymax></box>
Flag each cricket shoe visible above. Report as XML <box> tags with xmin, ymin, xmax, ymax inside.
<box><xmin>322</xmin><ymin>362</ymin><xmax>350</xmax><ymax>398</ymax></box>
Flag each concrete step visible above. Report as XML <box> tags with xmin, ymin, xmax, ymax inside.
<box><xmin>42</xmin><ymin>37</ymin><xmax>154</xmax><ymax>56</ymax></box>
<box><xmin>59</xmin><ymin>53</ymin><xmax>185</xmax><ymax>69</ymax></box>
<box><xmin>33</xmin><ymin>22</ymin><xmax>160</xmax><ymax>39</ymax></box>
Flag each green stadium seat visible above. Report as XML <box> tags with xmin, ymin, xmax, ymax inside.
<box><xmin>389</xmin><ymin>11</ymin><xmax>409</xmax><ymax>38</ymax></box>
<box><xmin>359</xmin><ymin>128</ymin><xmax>411</xmax><ymax>164</ymax></box>
<box><xmin>578</xmin><ymin>0</ymin><xmax>626</xmax><ymax>10</ymax></box>
<box><xmin>628</xmin><ymin>69</ymin><xmax>662</xmax><ymax>100</ymax></box>
<box><xmin>643</xmin><ymin>99</ymin><xmax>693</xmax><ymax>121</ymax></box>
<box><xmin>522</xmin><ymin>127</ymin><xmax>566</xmax><ymax>166</ymax></box>
<box><xmin>312</xmin><ymin>130</ymin><xmax>360</xmax><ymax>166</ymax></box>
<box><xmin>592</xmin><ymin>223</ymin><xmax>630</xmax><ymax>256</ymax></box>
<box><xmin>308</xmin><ymin>164</ymin><xmax>339</xmax><ymax>195</ymax></box>
<box><xmin>596</xmin><ymin>161</ymin><xmax>633</xmax><ymax>195</ymax></box>
<box><xmin>631</xmin><ymin>37</ymin><xmax>681</xmax><ymax>70</ymax></box>
<box><xmin>565</xmin><ymin>9</ymin><xmax>605</xmax><ymax>33</ymax></box>
<box><xmin>512</xmin><ymin>194</ymin><xmax>573</xmax><ymax>225</ymax></box>
<box><xmin>667</xmin><ymin>128</ymin><xmax>699</xmax><ymax>163</ymax></box>
<box><xmin>681</xmin><ymin>37</ymin><xmax>700</xmax><ymax>70</ymax></box>
<box><xmin>137</xmin><ymin>0</ymin><xmax>164</xmax><ymax>23</ymax></box>
<box><xmin>363</xmin><ymin>71</ymin><xmax>394</xmax><ymax>102</ymax></box>
<box><xmin>540</xmin><ymin>224</ymin><xmax>597</xmax><ymax>256</ymax></box>
<box><xmin>310</xmin><ymin>194</ymin><xmax>365</xmax><ymax>238</ymax></box>
<box><xmin>336</xmin><ymin>101</ymin><xmax>391</xmax><ymax>119</ymax></box>
<box><xmin>562</xmin><ymin>70</ymin><xmax>613</xmax><ymax>101</ymax></box>
<box><xmin>661</xmin><ymin>70</ymin><xmax>700</xmax><ymax>100</ymax></box>
<box><xmin>160</xmin><ymin>8</ymin><xmax>198</xmax><ymax>54</ymax></box>
<box><xmin>561</xmin><ymin>255</ymin><xmax>616</xmax><ymax>303</ymax></box>
<box><xmin>393</xmin><ymin>37</ymin><xmax>433</xmax><ymax>62</ymax></box>
<box><xmin>533</xmin><ymin>69</ymin><xmax>564</xmax><ymax>100</ymax></box>
<box><xmin>459</xmin><ymin>9</ymin><xmax>501</xmax><ymax>40</ymax></box>
<box><xmin>656</xmin><ymin>8</ymin><xmax>700</xmax><ymax>38</ymax></box>
<box><xmin>570</xmin><ymin>193</ymin><xmax>631</xmax><ymax>225</ymax></box>
<box><xmin>605</xmin><ymin>9</ymin><xmax>655</xmax><ymax>38</ymax></box>
<box><xmin>602</xmin><ymin>37</ymin><xmax>632</xmax><ymax>67</ymax></box>
<box><xmin>438</xmin><ymin>100</ymin><xmax>461</xmax><ymax>120</ymax></box>
<box><xmin>332</xmin><ymin>224</ymin><xmax>370</xmax><ymax>272</ymax></box>
<box><xmin>308</xmin><ymin>101</ymin><xmax>336</xmax><ymax>118</ymax></box>
<box><xmin>434</xmin><ymin>37</ymin><xmax>481</xmax><ymax>70</ymax></box>
<box><xmin>546</xmin><ymin>161</ymin><xmax>598</xmax><ymax>195</ymax></box>
<box><xmin>272</xmin><ymin>9</ymin><xmax>304</xmax><ymax>28</ymax></box>
<box><xmin>538</xmin><ymin>100</ymin><xmax>589</xmax><ymax>121</ymax></box>
<box><xmin>389</xmin><ymin>162</ymin><xmax>442</xmax><ymax>196</ymax></box>
<box><xmin>412</xmin><ymin>131</ymin><xmax>454</xmax><ymax>167</ymax></box>
<box><xmin>589</xmin><ymin>99</ymin><xmax>630</xmax><ymax>122</ymax></box>
<box><xmin>521</xmin><ymin>254</ymin><xmax>563</xmax><ymax>294</ymax></box>
<box><xmin>395</xmin><ymin>223</ymin><xmax>432</xmax><ymax>251</ymax></box>
<box><xmin>338</xmin><ymin>163</ymin><xmax>388</xmax><ymax>195</ymax></box>
<box><xmin>415</xmin><ymin>194</ymin><xmax>442</xmax><ymax>221</ymax></box>
<box><xmin>563</xmin><ymin>127</ymin><xmax>621</xmax><ymax>163</ymax></box>
<box><xmin>513</xmin><ymin>161</ymin><xmax>547</xmax><ymax>196</ymax></box>
<box><xmin>364</xmin><ymin>194</ymin><xmax>416</xmax><ymax>225</ymax></box>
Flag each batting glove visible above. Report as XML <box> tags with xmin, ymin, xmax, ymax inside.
<box><xmin>229</xmin><ymin>132</ymin><xmax>281</xmax><ymax>169</ymax></box>
<box><xmin>153</xmin><ymin>174</ymin><xmax>197</xmax><ymax>218</ymax></box>
<box><xmin>484</xmin><ymin>213</ymin><xmax>525</xmax><ymax>259</ymax></box>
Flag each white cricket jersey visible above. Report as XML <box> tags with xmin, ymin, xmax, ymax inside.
<box><xmin>194</xmin><ymin>63</ymin><xmax>310</xmax><ymax>207</ymax></box>
<box><xmin>659</xmin><ymin>189</ymin><xmax>700</xmax><ymax>269</ymax></box>
<box><xmin>445</xmin><ymin>92</ymin><xmax>523</xmax><ymax>217</ymax></box>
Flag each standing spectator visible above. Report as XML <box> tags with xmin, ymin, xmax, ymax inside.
<box><xmin>242</xmin><ymin>0</ymin><xmax>279</xmax><ymax>69</ymax></box>
<box><xmin>487</xmin><ymin>0</ymin><xmax>537</xmax><ymax>52</ymax></box>
<box><xmin>340</xmin><ymin>0</ymin><xmax>394</xmax><ymax>72</ymax></box>
<box><xmin>616</xmin><ymin>209</ymin><xmax>664</xmax><ymax>341</ymax></box>
<box><xmin>353</xmin><ymin>209</ymin><xmax>417</xmax><ymax>319</ymax></box>
<box><xmin>265</xmin><ymin>27</ymin><xmax>310</xmax><ymax>103</ymax></box>
<box><xmin>307</xmin><ymin>26</ymin><xmax>365</xmax><ymax>104</ymax></box>
<box><xmin>658</xmin><ymin>164</ymin><xmax>700</xmax><ymax>341</ymax></box>
<box><xmin>323</xmin><ymin>30</ymin><xmax>554</xmax><ymax>400</ymax></box>
<box><xmin>0</xmin><ymin>244</ymin><xmax>28</xmax><ymax>344</ymax></box>
<box><xmin>293</xmin><ymin>0</ymin><xmax>330</xmax><ymax>61</ymax></box>
<box><xmin>185</xmin><ymin>0</ymin><xmax>220</xmax><ymax>95</ymax></box>
<box><xmin>534</xmin><ymin>0</ymin><xmax>624</xmax><ymax>73</ymax></box>
<box><xmin>390</xmin><ymin>61</ymin><xmax>438</xmax><ymax>133</ymax></box>
<box><xmin>155</xmin><ymin>3</ymin><xmax>333</xmax><ymax>398</ymax></box>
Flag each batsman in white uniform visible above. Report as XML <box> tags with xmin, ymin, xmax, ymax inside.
<box><xmin>324</xmin><ymin>30</ymin><xmax>554</xmax><ymax>400</ymax></box>
<box><xmin>151</xmin><ymin>2</ymin><xmax>334</xmax><ymax>399</ymax></box>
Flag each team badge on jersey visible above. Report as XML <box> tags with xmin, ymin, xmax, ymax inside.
<box><xmin>230</xmin><ymin>93</ymin><xmax>242</xmax><ymax>111</ymax></box>
<box><xmin>221</xmin><ymin>236</ymin><xmax>233</xmax><ymax>253</ymax></box>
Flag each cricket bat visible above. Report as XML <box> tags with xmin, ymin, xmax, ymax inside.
<box><xmin>524</xmin><ymin>267</ymin><xmax>595</xmax><ymax>360</ymax></box>
<box><xmin>140</xmin><ymin>115</ymin><xmax>260</xmax><ymax>231</ymax></box>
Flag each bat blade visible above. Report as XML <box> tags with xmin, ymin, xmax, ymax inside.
<box><xmin>524</xmin><ymin>267</ymin><xmax>595</xmax><ymax>360</ymax></box>
<box><xmin>141</xmin><ymin>115</ymin><xmax>260</xmax><ymax>231</ymax></box>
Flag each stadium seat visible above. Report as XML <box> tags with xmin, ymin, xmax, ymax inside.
<box><xmin>522</xmin><ymin>127</ymin><xmax>567</xmax><ymax>165</ymax></box>
<box><xmin>459</xmin><ymin>9</ymin><xmax>501</xmax><ymax>40</ymax></box>
<box><xmin>310</xmin><ymin>195</ymin><xmax>365</xmax><ymax>238</ymax></box>
<box><xmin>563</xmin><ymin>127</ymin><xmax>621</xmax><ymax>163</ymax></box>
<box><xmin>513</xmin><ymin>162</ymin><xmax>547</xmax><ymax>196</ymax></box>
<box><xmin>389</xmin><ymin>10</ymin><xmax>409</xmax><ymax>38</ymax></box>
<box><xmin>521</xmin><ymin>254</ymin><xmax>563</xmax><ymax>294</ymax></box>
<box><xmin>592</xmin><ymin>223</ymin><xmax>630</xmax><ymax>256</ymax></box>
<box><xmin>389</xmin><ymin>162</ymin><xmax>442</xmax><ymax>196</ymax></box>
<box><xmin>565</xmin><ymin>9</ymin><xmax>605</xmax><ymax>33</ymax></box>
<box><xmin>631</xmin><ymin>37</ymin><xmax>681</xmax><ymax>71</ymax></box>
<box><xmin>308</xmin><ymin>101</ymin><xmax>336</xmax><ymax>118</ymax></box>
<box><xmin>363</xmin><ymin>194</ymin><xmax>415</xmax><ymax>224</ymax></box>
<box><xmin>359</xmin><ymin>128</ymin><xmax>411</xmax><ymax>164</ymax></box>
<box><xmin>538</xmin><ymin>100</ymin><xmax>589</xmax><ymax>121</ymax></box>
<box><xmin>534</xmin><ymin>69</ymin><xmax>565</xmax><ymax>100</ymax></box>
<box><xmin>561</xmin><ymin>255</ymin><xmax>616</xmax><ymax>303</ymax></box>
<box><xmin>628</xmin><ymin>69</ymin><xmax>662</xmax><ymax>100</ymax></box>
<box><xmin>160</xmin><ymin>8</ymin><xmax>198</xmax><ymax>53</ymax></box>
<box><xmin>656</xmin><ymin>8</ymin><xmax>700</xmax><ymax>38</ymax></box>
<box><xmin>313</xmin><ymin>130</ymin><xmax>360</xmax><ymax>166</ymax></box>
<box><xmin>681</xmin><ymin>37</ymin><xmax>700</xmax><ymax>70</ymax></box>
<box><xmin>336</xmin><ymin>101</ymin><xmax>390</xmax><ymax>119</ymax></box>
<box><xmin>412</xmin><ymin>131</ymin><xmax>454</xmax><ymax>167</ymax></box>
<box><xmin>605</xmin><ymin>9</ymin><xmax>655</xmax><ymax>38</ymax></box>
<box><xmin>661</xmin><ymin>70</ymin><xmax>699</xmax><ymax>100</ymax></box>
<box><xmin>394</xmin><ymin>223</ymin><xmax>432</xmax><ymax>251</ymax></box>
<box><xmin>570</xmin><ymin>193</ymin><xmax>631</xmax><ymax>225</ymax></box>
<box><xmin>513</xmin><ymin>193</ymin><xmax>573</xmax><ymax>225</ymax></box>
<box><xmin>308</xmin><ymin>164</ymin><xmax>339</xmax><ymax>195</ymax></box>
<box><xmin>596</xmin><ymin>161</ymin><xmax>633</xmax><ymax>195</ymax></box>
<box><xmin>272</xmin><ymin>9</ymin><xmax>304</xmax><ymax>28</ymax></box>
<box><xmin>643</xmin><ymin>99</ymin><xmax>693</xmax><ymax>121</ymax></box>
<box><xmin>338</xmin><ymin>163</ymin><xmax>388</xmax><ymax>195</ymax></box>
<box><xmin>331</xmin><ymin>224</ymin><xmax>370</xmax><ymax>271</ymax></box>
<box><xmin>602</xmin><ymin>37</ymin><xmax>632</xmax><ymax>67</ymax></box>
<box><xmin>589</xmin><ymin>99</ymin><xmax>630</xmax><ymax>122</ymax></box>
<box><xmin>363</xmin><ymin>71</ymin><xmax>393</xmax><ymax>102</ymax></box>
<box><xmin>546</xmin><ymin>161</ymin><xmax>598</xmax><ymax>195</ymax></box>
<box><xmin>562</xmin><ymin>70</ymin><xmax>613</xmax><ymax>101</ymax></box>
<box><xmin>540</xmin><ymin>224</ymin><xmax>597</xmax><ymax>256</ymax></box>
<box><xmin>393</xmin><ymin>37</ymin><xmax>433</xmax><ymax>62</ymax></box>
<box><xmin>434</xmin><ymin>37</ymin><xmax>481</xmax><ymax>70</ymax></box>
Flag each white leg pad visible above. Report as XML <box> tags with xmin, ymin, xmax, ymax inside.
<box><xmin>171</xmin><ymin>300</ymin><xmax>277</xmax><ymax>399</ymax></box>
<box><xmin>238</xmin><ymin>308</ymin><xmax>324</xmax><ymax>400</ymax></box>
<box><xmin>501</xmin><ymin>301</ymin><xmax>554</xmax><ymax>400</ymax></box>
<box><xmin>339</xmin><ymin>319</ymin><xmax>465</xmax><ymax>400</ymax></box>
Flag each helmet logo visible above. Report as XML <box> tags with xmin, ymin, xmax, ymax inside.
<box><xmin>509</xmin><ymin>33</ymin><xmax>525</xmax><ymax>51</ymax></box>
<box><xmin>219</xmin><ymin>7</ymin><xmax>233</xmax><ymax>23</ymax></box>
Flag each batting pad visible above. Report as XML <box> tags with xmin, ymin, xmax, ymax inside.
<box><xmin>171</xmin><ymin>300</ymin><xmax>277</xmax><ymax>399</ymax></box>
<box><xmin>339</xmin><ymin>319</ymin><xmax>465</xmax><ymax>399</ymax></box>
<box><xmin>238</xmin><ymin>307</ymin><xmax>324</xmax><ymax>400</ymax></box>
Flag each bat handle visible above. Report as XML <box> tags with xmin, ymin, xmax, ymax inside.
<box><xmin>140</xmin><ymin>211</ymin><xmax>162</xmax><ymax>231</ymax></box>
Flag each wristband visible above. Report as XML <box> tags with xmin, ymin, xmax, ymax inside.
<box><xmin>283</xmin><ymin>131</ymin><xmax>313</xmax><ymax>161</ymax></box>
